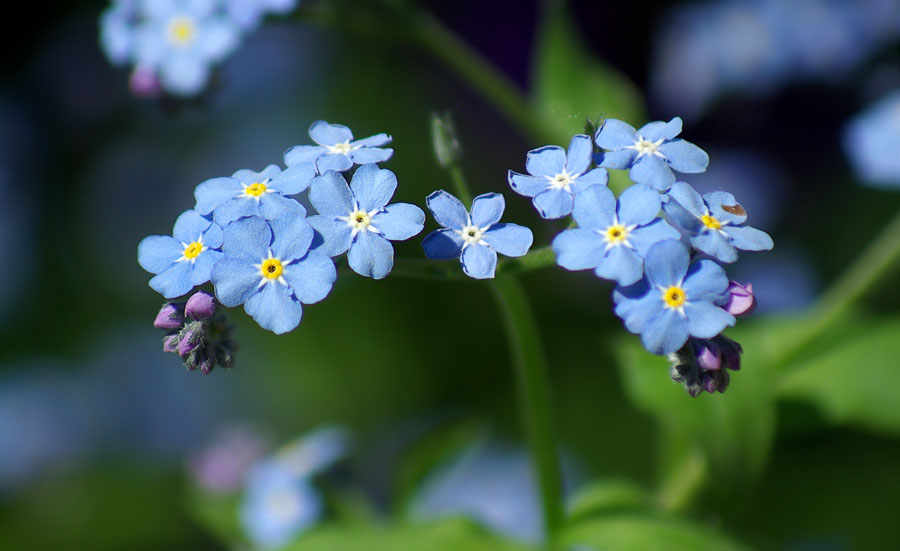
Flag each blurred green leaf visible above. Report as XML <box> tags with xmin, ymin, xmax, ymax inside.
<box><xmin>186</xmin><ymin>489</ymin><xmax>245</xmax><ymax>548</ymax></box>
<box><xmin>778</xmin><ymin>317</ymin><xmax>900</xmax><ymax>436</ymax></box>
<box><xmin>562</xmin><ymin>512</ymin><xmax>752</xmax><ymax>551</ymax></box>
<box><xmin>567</xmin><ymin>479</ymin><xmax>647</xmax><ymax>523</ymax></box>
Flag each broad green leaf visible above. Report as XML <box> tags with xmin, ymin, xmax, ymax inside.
<box><xmin>567</xmin><ymin>479</ymin><xmax>647</xmax><ymax>523</ymax></box>
<box><xmin>778</xmin><ymin>317</ymin><xmax>900</xmax><ymax>436</ymax></box>
<box><xmin>562</xmin><ymin>513</ymin><xmax>752</xmax><ymax>551</ymax></box>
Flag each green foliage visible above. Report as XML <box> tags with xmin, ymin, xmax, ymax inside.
<box><xmin>567</xmin><ymin>479</ymin><xmax>648</xmax><ymax>523</ymax></box>
<box><xmin>562</xmin><ymin>512</ymin><xmax>752</xmax><ymax>551</ymax></box>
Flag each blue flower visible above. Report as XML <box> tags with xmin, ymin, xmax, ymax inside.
<box><xmin>133</xmin><ymin>0</ymin><xmax>241</xmax><ymax>96</ymax></box>
<box><xmin>138</xmin><ymin>210</ymin><xmax>224</xmax><ymax>299</ymax></box>
<box><xmin>240</xmin><ymin>461</ymin><xmax>322</xmax><ymax>550</ymax></box>
<box><xmin>225</xmin><ymin>0</ymin><xmax>297</xmax><ymax>31</ymax></box>
<box><xmin>595</xmin><ymin>117</ymin><xmax>709</xmax><ymax>190</ymax></box>
<box><xmin>843</xmin><ymin>91</ymin><xmax>900</xmax><ymax>188</ymax></box>
<box><xmin>552</xmin><ymin>184</ymin><xmax>680</xmax><ymax>285</ymax></box>
<box><xmin>507</xmin><ymin>134</ymin><xmax>609</xmax><ymax>219</ymax></box>
<box><xmin>614</xmin><ymin>239</ymin><xmax>735</xmax><ymax>355</ymax></box>
<box><xmin>306</xmin><ymin>165</ymin><xmax>424</xmax><ymax>279</ymax></box>
<box><xmin>664</xmin><ymin>182</ymin><xmax>773</xmax><ymax>263</ymax></box>
<box><xmin>194</xmin><ymin>163</ymin><xmax>315</xmax><ymax>225</ymax></box>
<box><xmin>210</xmin><ymin>213</ymin><xmax>336</xmax><ymax>334</ymax></box>
<box><xmin>100</xmin><ymin>0</ymin><xmax>139</xmax><ymax>67</ymax></box>
<box><xmin>283</xmin><ymin>121</ymin><xmax>394</xmax><ymax>173</ymax></box>
<box><xmin>421</xmin><ymin>191</ymin><xmax>533</xmax><ymax>279</ymax></box>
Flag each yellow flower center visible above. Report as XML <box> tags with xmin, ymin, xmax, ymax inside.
<box><xmin>605</xmin><ymin>224</ymin><xmax>629</xmax><ymax>245</ymax></box>
<box><xmin>167</xmin><ymin>16</ymin><xmax>196</xmax><ymax>47</ymax></box>
<box><xmin>260</xmin><ymin>258</ymin><xmax>284</xmax><ymax>280</ymax></box>
<box><xmin>701</xmin><ymin>214</ymin><xmax>722</xmax><ymax>230</ymax></box>
<box><xmin>663</xmin><ymin>286</ymin><xmax>687</xmax><ymax>308</ymax></box>
<box><xmin>183</xmin><ymin>241</ymin><xmax>203</xmax><ymax>259</ymax></box>
<box><xmin>246</xmin><ymin>182</ymin><xmax>268</xmax><ymax>197</ymax></box>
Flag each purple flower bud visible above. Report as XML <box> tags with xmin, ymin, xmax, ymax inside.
<box><xmin>692</xmin><ymin>339</ymin><xmax>721</xmax><ymax>371</ymax></box>
<box><xmin>163</xmin><ymin>334</ymin><xmax>180</xmax><ymax>353</ymax></box>
<box><xmin>724</xmin><ymin>281</ymin><xmax>756</xmax><ymax>317</ymax></box>
<box><xmin>178</xmin><ymin>322</ymin><xmax>205</xmax><ymax>357</ymax></box>
<box><xmin>716</xmin><ymin>335</ymin><xmax>743</xmax><ymax>371</ymax></box>
<box><xmin>154</xmin><ymin>302</ymin><xmax>184</xmax><ymax>329</ymax></box>
<box><xmin>129</xmin><ymin>65</ymin><xmax>161</xmax><ymax>98</ymax></box>
<box><xmin>701</xmin><ymin>372</ymin><xmax>718</xmax><ymax>394</ymax></box>
<box><xmin>198</xmin><ymin>356</ymin><xmax>215</xmax><ymax>374</ymax></box>
<box><xmin>185</xmin><ymin>291</ymin><xmax>217</xmax><ymax>321</ymax></box>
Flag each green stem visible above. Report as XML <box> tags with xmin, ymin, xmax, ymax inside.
<box><xmin>490</xmin><ymin>275</ymin><xmax>565</xmax><ymax>542</ymax></box>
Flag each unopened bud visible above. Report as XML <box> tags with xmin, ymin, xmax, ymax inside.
<box><xmin>692</xmin><ymin>339</ymin><xmax>721</xmax><ymax>371</ymax></box>
<box><xmin>154</xmin><ymin>302</ymin><xmax>184</xmax><ymax>329</ymax></box>
<box><xmin>178</xmin><ymin>321</ymin><xmax>205</xmax><ymax>357</ymax></box>
<box><xmin>723</xmin><ymin>281</ymin><xmax>756</xmax><ymax>317</ymax></box>
<box><xmin>431</xmin><ymin>112</ymin><xmax>461</xmax><ymax>168</ymax></box>
<box><xmin>163</xmin><ymin>333</ymin><xmax>180</xmax><ymax>353</ymax></box>
<box><xmin>129</xmin><ymin>65</ymin><xmax>161</xmax><ymax>98</ymax></box>
<box><xmin>714</xmin><ymin>335</ymin><xmax>743</xmax><ymax>371</ymax></box>
<box><xmin>185</xmin><ymin>291</ymin><xmax>216</xmax><ymax>321</ymax></box>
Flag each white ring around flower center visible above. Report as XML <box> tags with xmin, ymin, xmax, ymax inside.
<box><xmin>327</xmin><ymin>141</ymin><xmax>353</xmax><ymax>155</ymax></box>
<box><xmin>601</xmin><ymin>223</ymin><xmax>635</xmax><ymax>250</ymax></box>
<box><xmin>458</xmin><ymin>224</ymin><xmax>485</xmax><ymax>247</ymax></box>
<box><xmin>630</xmin><ymin>137</ymin><xmax>664</xmax><ymax>158</ymax></box>
<box><xmin>547</xmin><ymin>169</ymin><xmax>574</xmax><ymax>191</ymax></box>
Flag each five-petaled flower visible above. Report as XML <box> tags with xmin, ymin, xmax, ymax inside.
<box><xmin>421</xmin><ymin>191</ymin><xmax>533</xmax><ymax>279</ymax></box>
<box><xmin>507</xmin><ymin>134</ymin><xmax>609</xmax><ymax>219</ymax></box>
<box><xmin>210</xmin><ymin>213</ymin><xmax>337</xmax><ymax>334</ymax></box>
<box><xmin>595</xmin><ymin>117</ymin><xmax>709</xmax><ymax>190</ymax></box>
<box><xmin>664</xmin><ymin>182</ymin><xmax>773</xmax><ymax>263</ymax></box>
<box><xmin>552</xmin><ymin>184</ymin><xmax>680</xmax><ymax>285</ymax></box>
<box><xmin>307</xmin><ymin>165</ymin><xmax>425</xmax><ymax>279</ymax></box>
<box><xmin>138</xmin><ymin>210</ymin><xmax>224</xmax><ymax>299</ymax></box>
<box><xmin>284</xmin><ymin>121</ymin><xmax>394</xmax><ymax>174</ymax></box>
<box><xmin>614</xmin><ymin>239</ymin><xmax>735</xmax><ymax>355</ymax></box>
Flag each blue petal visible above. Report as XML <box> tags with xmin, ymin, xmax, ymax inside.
<box><xmin>659</xmin><ymin>139</ymin><xmax>709</xmax><ymax>173</ymax></box>
<box><xmin>644</xmin><ymin>239</ymin><xmax>689</xmax><ymax>287</ymax></box>
<box><xmin>348</xmin><ymin>231</ymin><xmax>394</xmax><ymax>279</ymax></box>
<box><xmin>572</xmin><ymin>185</ymin><xmax>616</xmax><ymax>230</ymax></box>
<box><xmin>211</xmin><ymin>257</ymin><xmax>260</xmax><ymax>307</ymax></box>
<box><xmin>613</xmin><ymin>280</ymin><xmax>657</xmax><ymax>334</ymax></box>
<box><xmin>638</xmin><ymin>117</ymin><xmax>682</xmax><ymax>142</ymax></box>
<box><xmin>685</xmin><ymin>301</ymin><xmax>735</xmax><ymax>339</ymax></box>
<box><xmin>138</xmin><ymin>235</ymin><xmax>182</xmax><ymax>274</ymax></box>
<box><xmin>692</xmin><ymin>231</ymin><xmax>738</xmax><ymax>263</ymax></box>
<box><xmin>350</xmin><ymin>164</ymin><xmax>397</xmax><ymax>211</ymax></box>
<box><xmin>482</xmin><ymin>223</ymin><xmax>532</xmax><ymax>257</ymax></box>
<box><xmin>283</xmin><ymin>251</ymin><xmax>336</xmax><ymax>304</ymax></box>
<box><xmin>617</xmin><ymin>184</ymin><xmax>662</xmax><ymax>227</ymax></box>
<box><xmin>571</xmin><ymin>167</ymin><xmax>608</xmax><ymax>191</ymax></box>
<box><xmin>149</xmin><ymin>261</ymin><xmax>194</xmax><ymax>299</ymax></box>
<box><xmin>270</xmin><ymin>163</ymin><xmax>316</xmax><ymax>195</ymax></box>
<box><xmin>195</xmin><ymin>177</ymin><xmax>242</xmax><ymax>215</ymax></box>
<box><xmin>596</xmin><ymin>149</ymin><xmax>637</xmax><ymax>169</ymax></box>
<box><xmin>371</xmin><ymin>203</ymin><xmax>424</xmax><ymax>241</ymax></box>
<box><xmin>422</xmin><ymin>229</ymin><xmax>463</xmax><ymax>260</ymax></box>
<box><xmin>198</xmin><ymin>17</ymin><xmax>239</xmax><ymax>61</ymax></box>
<box><xmin>309</xmin><ymin>121</ymin><xmax>353</xmax><ymax>146</ymax></box>
<box><xmin>533</xmin><ymin>188</ymin><xmax>574</xmax><ymax>219</ymax></box>
<box><xmin>349</xmin><ymin>147</ymin><xmax>393</xmax><ymax>165</ymax></box>
<box><xmin>470</xmin><ymin>193</ymin><xmax>505</xmax><ymax>227</ymax></box>
<box><xmin>704</xmin><ymin>191</ymin><xmax>747</xmax><ymax>226</ymax></box>
<box><xmin>595</xmin><ymin>246</ymin><xmax>643</xmax><ymax>286</ymax></box>
<box><xmin>629</xmin><ymin>155</ymin><xmax>676</xmax><ymax>191</ymax></box>
<box><xmin>213</xmin><ymin>197</ymin><xmax>261</xmax><ymax>225</ymax></box>
<box><xmin>595</xmin><ymin>119</ymin><xmax>637</xmax><ymax>150</ymax></box>
<box><xmin>627</xmin><ymin>219</ymin><xmax>681</xmax><ymax>257</ymax></box>
<box><xmin>508</xmin><ymin>171</ymin><xmax>547</xmax><ymax>198</ymax></box>
<box><xmin>525</xmin><ymin>146</ymin><xmax>566</xmax><ymax>177</ymax></box>
<box><xmin>641</xmin><ymin>308</ymin><xmax>689</xmax><ymax>355</ymax></box>
<box><xmin>200</xmin><ymin>221</ymin><xmax>224</xmax><ymax>249</ymax></box>
<box><xmin>244</xmin><ymin>283</ymin><xmax>303</xmax><ymax>334</ymax></box>
<box><xmin>352</xmin><ymin>133</ymin><xmax>392</xmax><ymax>148</ymax></box>
<box><xmin>222</xmin><ymin>216</ymin><xmax>272</xmax><ymax>262</ymax></box>
<box><xmin>270</xmin><ymin>213</ymin><xmax>314</xmax><ymax>261</ymax></box>
<box><xmin>189</xmin><ymin>249</ymin><xmax>223</xmax><ymax>286</ymax></box>
<box><xmin>284</xmin><ymin>145</ymin><xmax>326</xmax><ymax>167</ymax></box>
<box><xmin>426</xmin><ymin>190</ymin><xmax>468</xmax><ymax>229</ymax></box>
<box><xmin>565</xmin><ymin>134</ymin><xmax>593</xmax><ymax>175</ymax></box>
<box><xmin>259</xmin><ymin>193</ymin><xmax>306</xmax><ymax>221</ymax></box>
<box><xmin>160</xmin><ymin>53</ymin><xmax>208</xmax><ymax>96</ymax></box>
<box><xmin>552</xmin><ymin>228</ymin><xmax>604</xmax><ymax>270</ymax></box>
<box><xmin>232</xmin><ymin>165</ymin><xmax>282</xmax><ymax>186</ymax></box>
<box><xmin>683</xmin><ymin>259</ymin><xmax>729</xmax><ymax>302</ymax></box>
<box><xmin>173</xmin><ymin>210</ymin><xmax>213</xmax><ymax>243</ymax></box>
<box><xmin>315</xmin><ymin>153</ymin><xmax>353</xmax><ymax>173</ymax></box>
<box><xmin>665</xmin><ymin>182</ymin><xmax>706</xmax><ymax>218</ymax></box>
<box><xmin>725</xmin><ymin>225</ymin><xmax>774</xmax><ymax>252</ymax></box>
<box><xmin>309</xmin><ymin>171</ymin><xmax>354</xmax><ymax>216</ymax></box>
<box><xmin>461</xmin><ymin>244</ymin><xmax>497</xmax><ymax>279</ymax></box>
<box><xmin>306</xmin><ymin>216</ymin><xmax>352</xmax><ymax>257</ymax></box>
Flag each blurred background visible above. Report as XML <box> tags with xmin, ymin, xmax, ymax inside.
<box><xmin>2</xmin><ymin>0</ymin><xmax>900</xmax><ymax>549</ymax></box>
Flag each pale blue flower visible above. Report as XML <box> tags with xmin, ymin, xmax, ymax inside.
<box><xmin>284</xmin><ymin>121</ymin><xmax>394</xmax><ymax>173</ymax></box>
<box><xmin>421</xmin><ymin>191</ymin><xmax>533</xmax><ymax>279</ymax></box>
<box><xmin>307</xmin><ymin>165</ymin><xmax>424</xmax><ymax>279</ymax></box>
<box><xmin>844</xmin><ymin>91</ymin><xmax>900</xmax><ymax>188</ymax></box>
<box><xmin>507</xmin><ymin>134</ymin><xmax>608</xmax><ymax>219</ymax></box>
<box><xmin>100</xmin><ymin>0</ymin><xmax>140</xmax><ymax>66</ymax></box>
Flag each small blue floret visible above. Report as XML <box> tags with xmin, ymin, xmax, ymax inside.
<box><xmin>284</xmin><ymin>121</ymin><xmax>394</xmax><ymax>174</ymax></box>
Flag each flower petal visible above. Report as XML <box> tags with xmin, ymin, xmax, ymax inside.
<box><xmin>309</xmin><ymin>121</ymin><xmax>353</xmax><ymax>146</ymax></box>
<box><xmin>595</xmin><ymin>246</ymin><xmax>643</xmax><ymax>286</ymax></box>
<box><xmin>232</xmin><ymin>165</ymin><xmax>281</xmax><ymax>186</ymax></box>
<box><xmin>259</xmin><ymin>193</ymin><xmax>306</xmax><ymax>221</ymax></box>
<box><xmin>352</xmin><ymin>133</ymin><xmax>392</xmax><ymax>148</ymax></box>
<box><xmin>596</xmin><ymin>149</ymin><xmax>637</xmax><ymax>169</ymax></box>
<box><xmin>426</xmin><ymin>190</ymin><xmax>468</xmax><ymax>229</ymax></box>
<box><xmin>552</xmin><ymin>228</ymin><xmax>604</xmax><ymax>270</ymax></box>
<box><xmin>189</xmin><ymin>249</ymin><xmax>222</xmax><ymax>285</ymax></box>
<box><xmin>665</xmin><ymin>182</ymin><xmax>706</xmax><ymax>218</ymax></box>
<box><xmin>617</xmin><ymin>184</ymin><xmax>663</xmax><ymax>227</ymax></box>
<box><xmin>213</xmin><ymin>197</ymin><xmax>260</xmax><ymax>225</ymax></box>
<box><xmin>173</xmin><ymin>210</ymin><xmax>213</xmax><ymax>243</ymax></box>
<box><xmin>282</xmin><ymin>251</ymin><xmax>336</xmax><ymax>304</ymax></box>
<box><xmin>629</xmin><ymin>155</ymin><xmax>676</xmax><ymax>190</ymax></box>
<box><xmin>613</xmin><ymin>280</ymin><xmax>657</xmax><ymax>334</ymax></box>
<box><xmin>659</xmin><ymin>139</ymin><xmax>709</xmax><ymax>173</ymax></box>
<box><xmin>704</xmin><ymin>191</ymin><xmax>747</xmax><ymax>225</ymax></box>
<box><xmin>692</xmin><ymin>231</ymin><xmax>738</xmax><ymax>263</ymax></box>
<box><xmin>270</xmin><ymin>214</ymin><xmax>314</xmax><ymax>261</ymax></box>
<box><xmin>244</xmin><ymin>283</ymin><xmax>303</xmax><ymax>334</ymax></box>
<box><xmin>683</xmin><ymin>259</ymin><xmax>729</xmax><ymax>302</ymax></box>
<box><xmin>422</xmin><ymin>229</ymin><xmax>463</xmax><ymax>260</ymax></box>
<box><xmin>309</xmin><ymin>171</ymin><xmax>354</xmax><ymax>216</ymax></box>
<box><xmin>371</xmin><ymin>203</ymin><xmax>424</xmax><ymax>241</ymax></box>
<box><xmin>470</xmin><ymin>193</ymin><xmax>505</xmax><ymax>227</ymax></box>
<box><xmin>211</xmin><ymin>257</ymin><xmax>259</xmax><ymax>307</ymax></box>
<box><xmin>565</xmin><ymin>134</ymin><xmax>593</xmax><ymax>175</ymax></box>
<box><xmin>315</xmin><ymin>153</ymin><xmax>353</xmax><ymax>173</ymax></box>
<box><xmin>525</xmin><ymin>146</ymin><xmax>566</xmax><ymax>177</ymax></box>
<box><xmin>270</xmin><ymin>163</ymin><xmax>316</xmax><ymax>195</ymax></box>
<box><xmin>222</xmin><ymin>216</ymin><xmax>272</xmax><ymax>262</ymax></box>
<box><xmin>195</xmin><ymin>177</ymin><xmax>242</xmax><ymax>215</ymax></box>
<box><xmin>571</xmin><ymin>167</ymin><xmax>609</xmax><ymax>191</ymax></box>
<box><xmin>572</xmin><ymin>185</ymin><xmax>616</xmax><ymax>230</ymax></box>
<box><xmin>641</xmin><ymin>308</ymin><xmax>689</xmax><ymax>355</ymax></box>
<box><xmin>200</xmin><ymin>221</ymin><xmax>224</xmax><ymax>249</ymax></box>
<box><xmin>461</xmin><ymin>244</ymin><xmax>497</xmax><ymax>279</ymax></box>
<box><xmin>349</xmin><ymin>147</ymin><xmax>394</xmax><ymax>165</ymax></box>
<box><xmin>347</xmin><ymin>231</ymin><xmax>394</xmax><ymax>279</ymax></box>
<box><xmin>482</xmin><ymin>223</ymin><xmax>532</xmax><ymax>257</ymax></box>
<box><xmin>644</xmin><ymin>239</ymin><xmax>689</xmax><ymax>287</ymax></box>
<box><xmin>627</xmin><ymin>219</ymin><xmax>681</xmax><ymax>257</ymax></box>
<box><xmin>160</xmin><ymin>53</ymin><xmax>208</xmax><ymax>96</ymax></box>
<box><xmin>508</xmin><ymin>171</ymin><xmax>548</xmax><ymax>198</ymax></box>
<box><xmin>533</xmin><ymin>188</ymin><xmax>574</xmax><ymax>219</ymax></box>
<box><xmin>306</xmin><ymin>215</ymin><xmax>352</xmax><ymax>257</ymax></box>
<box><xmin>685</xmin><ymin>301</ymin><xmax>735</xmax><ymax>339</ymax></box>
<box><xmin>284</xmin><ymin>145</ymin><xmax>326</xmax><ymax>167</ymax></box>
<box><xmin>149</xmin><ymin>261</ymin><xmax>194</xmax><ymax>299</ymax></box>
<box><xmin>138</xmin><ymin>235</ymin><xmax>183</xmax><ymax>274</ymax></box>
<box><xmin>350</xmin><ymin>164</ymin><xmax>397</xmax><ymax>212</ymax></box>
<box><xmin>595</xmin><ymin>119</ymin><xmax>637</xmax><ymax>150</ymax></box>
<box><xmin>638</xmin><ymin>117</ymin><xmax>682</xmax><ymax>142</ymax></box>
<box><xmin>725</xmin><ymin>225</ymin><xmax>774</xmax><ymax>252</ymax></box>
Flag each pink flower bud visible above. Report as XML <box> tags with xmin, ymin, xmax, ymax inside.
<box><xmin>154</xmin><ymin>302</ymin><xmax>184</xmax><ymax>329</ymax></box>
<box><xmin>185</xmin><ymin>291</ymin><xmax>217</xmax><ymax>320</ymax></box>
<box><xmin>724</xmin><ymin>281</ymin><xmax>756</xmax><ymax>316</ymax></box>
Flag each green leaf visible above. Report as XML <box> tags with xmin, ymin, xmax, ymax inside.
<box><xmin>562</xmin><ymin>513</ymin><xmax>752</xmax><ymax>551</ymax></box>
<box><xmin>567</xmin><ymin>479</ymin><xmax>647</xmax><ymax>523</ymax></box>
<box><xmin>186</xmin><ymin>489</ymin><xmax>246</xmax><ymax>548</ymax></box>
<box><xmin>778</xmin><ymin>317</ymin><xmax>900</xmax><ymax>436</ymax></box>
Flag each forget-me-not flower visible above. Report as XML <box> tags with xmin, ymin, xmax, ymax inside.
<box><xmin>614</xmin><ymin>239</ymin><xmax>735</xmax><ymax>355</ymax></box>
<box><xmin>595</xmin><ymin>117</ymin><xmax>709</xmax><ymax>190</ymax></box>
<box><xmin>138</xmin><ymin>210</ymin><xmax>223</xmax><ymax>299</ymax></box>
<box><xmin>552</xmin><ymin>184</ymin><xmax>680</xmax><ymax>285</ymax></box>
<box><xmin>307</xmin><ymin>165</ymin><xmax>425</xmax><ymax>279</ymax></box>
<box><xmin>210</xmin><ymin>213</ymin><xmax>336</xmax><ymax>334</ymax></box>
<box><xmin>284</xmin><ymin>121</ymin><xmax>394</xmax><ymax>174</ymax></box>
<box><xmin>194</xmin><ymin>163</ymin><xmax>315</xmax><ymax>225</ymax></box>
<box><xmin>664</xmin><ymin>182</ymin><xmax>773</xmax><ymax>263</ymax></box>
<box><xmin>843</xmin><ymin>91</ymin><xmax>900</xmax><ymax>188</ymax></box>
<box><xmin>100</xmin><ymin>0</ymin><xmax>139</xmax><ymax>67</ymax></box>
<box><xmin>507</xmin><ymin>134</ymin><xmax>609</xmax><ymax>219</ymax></box>
<box><xmin>421</xmin><ymin>191</ymin><xmax>533</xmax><ymax>279</ymax></box>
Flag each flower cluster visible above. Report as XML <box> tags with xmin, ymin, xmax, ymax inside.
<box><xmin>507</xmin><ymin>117</ymin><xmax>773</xmax><ymax>395</ymax></box>
<box><xmin>99</xmin><ymin>0</ymin><xmax>298</xmax><ymax>97</ymax></box>
<box><xmin>153</xmin><ymin>290</ymin><xmax>237</xmax><ymax>373</ymax></box>
<box><xmin>138</xmin><ymin>121</ymin><xmax>424</xmax><ymax>350</ymax></box>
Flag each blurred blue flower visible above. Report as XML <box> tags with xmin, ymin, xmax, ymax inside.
<box><xmin>507</xmin><ymin>134</ymin><xmax>609</xmax><ymax>219</ymax></box>
<box><xmin>553</xmin><ymin>184</ymin><xmax>680</xmax><ymax>286</ymax></box>
<box><xmin>100</xmin><ymin>0</ymin><xmax>140</xmax><ymax>67</ymax></box>
<box><xmin>138</xmin><ymin>210</ymin><xmax>224</xmax><ymax>299</ymax></box>
<box><xmin>226</xmin><ymin>0</ymin><xmax>298</xmax><ymax>31</ymax></box>
<box><xmin>284</xmin><ymin>121</ymin><xmax>394</xmax><ymax>173</ymax></box>
<box><xmin>422</xmin><ymin>191</ymin><xmax>533</xmax><ymax>279</ymax></box>
<box><xmin>844</xmin><ymin>91</ymin><xmax>900</xmax><ymax>188</ymax></box>
<box><xmin>272</xmin><ymin>427</ymin><xmax>350</xmax><ymax>479</ymax></box>
<box><xmin>664</xmin><ymin>182</ymin><xmax>773</xmax><ymax>264</ymax></box>
<box><xmin>211</xmin><ymin>213</ymin><xmax>336</xmax><ymax>334</ymax></box>
<box><xmin>190</xmin><ymin>424</ymin><xmax>269</xmax><ymax>494</ymax></box>
<box><xmin>614</xmin><ymin>239</ymin><xmax>734</xmax><ymax>355</ymax></box>
<box><xmin>307</xmin><ymin>165</ymin><xmax>425</xmax><ymax>279</ymax></box>
<box><xmin>595</xmin><ymin>117</ymin><xmax>708</xmax><ymax>190</ymax></box>
<box><xmin>194</xmin><ymin>163</ymin><xmax>315</xmax><ymax>225</ymax></box>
